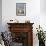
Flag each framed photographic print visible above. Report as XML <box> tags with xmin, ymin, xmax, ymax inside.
<box><xmin>16</xmin><ymin>3</ymin><xmax>26</xmax><ymax>16</ymax></box>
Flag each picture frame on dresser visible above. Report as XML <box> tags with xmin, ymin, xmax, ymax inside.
<box><xmin>16</xmin><ymin>3</ymin><xmax>26</xmax><ymax>16</ymax></box>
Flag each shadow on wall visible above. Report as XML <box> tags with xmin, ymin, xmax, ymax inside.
<box><xmin>40</xmin><ymin>0</ymin><xmax>46</xmax><ymax>13</ymax></box>
<box><xmin>0</xmin><ymin>13</ymin><xmax>2</xmax><ymax>32</ymax></box>
<box><xmin>0</xmin><ymin>0</ymin><xmax>2</xmax><ymax>32</ymax></box>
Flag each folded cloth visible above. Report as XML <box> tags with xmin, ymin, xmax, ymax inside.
<box><xmin>10</xmin><ymin>42</ymin><xmax>22</xmax><ymax>46</ymax></box>
<box><xmin>0</xmin><ymin>44</ymin><xmax>2</xmax><ymax>46</ymax></box>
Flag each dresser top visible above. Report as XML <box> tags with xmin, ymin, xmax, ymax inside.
<box><xmin>7</xmin><ymin>23</ymin><xmax>34</xmax><ymax>25</ymax></box>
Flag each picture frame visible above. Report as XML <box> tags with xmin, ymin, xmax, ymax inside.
<box><xmin>16</xmin><ymin>3</ymin><xmax>26</xmax><ymax>16</ymax></box>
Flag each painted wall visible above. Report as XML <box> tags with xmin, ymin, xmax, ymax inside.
<box><xmin>2</xmin><ymin>0</ymin><xmax>46</xmax><ymax>46</ymax></box>
<box><xmin>0</xmin><ymin>0</ymin><xmax>2</xmax><ymax>32</ymax></box>
<box><xmin>2</xmin><ymin>0</ymin><xmax>40</xmax><ymax>31</ymax></box>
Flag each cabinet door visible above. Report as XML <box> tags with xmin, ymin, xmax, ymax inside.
<box><xmin>11</xmin><ymin>32</ymin><xmax>28</xmax><ymax>46</ymax></box>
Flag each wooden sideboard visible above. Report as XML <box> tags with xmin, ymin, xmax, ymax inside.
<box><xmin>7</xmin><ymin>23</ymin><xmax>34</xmax><ymax>46</ymax></box>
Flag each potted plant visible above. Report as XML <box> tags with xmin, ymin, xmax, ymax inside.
<box><xmin>36</xmin><ymin>25</ymin><xmax>45</xmax><ymax>46</ymax></box>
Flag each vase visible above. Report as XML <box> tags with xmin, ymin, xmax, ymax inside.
<box><xmin>39</xmin><ymin>40</ymin><xmax>45</xmax><ymax>46</ymax></box>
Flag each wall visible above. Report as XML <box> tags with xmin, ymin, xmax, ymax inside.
<box><xmin>2</xmin><ymin>0</ymin><xmax>46</xmax><ymax>46</ymax></box>
<box><xmin>40</xmin><ymin>0</ymin><xmax>46</xmax><ymax>31</ymax></box>
<box><xmin>2</xmin><ymin>0</ymin><xmax>40</xmax><ymax>30</ymax></box>
<box><xmin>0</xmin><ymin>0</ymin><xmax>2</xmax><ymax>32</ymax></box>
<box><xmin>40</xmin><ymin>0</ymin><xmax>46</xmax><ymax>13</ymax></box>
